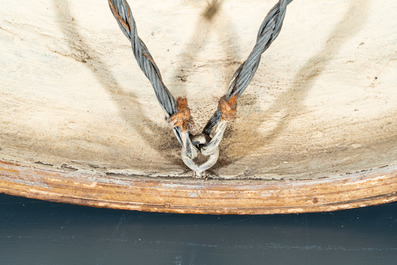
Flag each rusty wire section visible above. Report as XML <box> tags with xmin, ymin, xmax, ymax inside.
<box><xmin>108</xmin><ymin>0</ymin><xmax>291</xmax><ymax>175</ymax></box>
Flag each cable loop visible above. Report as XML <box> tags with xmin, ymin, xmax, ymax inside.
<box><xmin>108</xmin><ymin>0</ymin><xmax>291</xmax><ymax>175</ymax></box>
<box><xmin>181</xmin><ymin>133</ymin><xmax>220</xmax><ymax>176</ymax></box>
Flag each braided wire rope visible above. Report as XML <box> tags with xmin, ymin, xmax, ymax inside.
<box><xmin>108</xmin><ymin>0</ymin><xmax>198</xmax><ymax>160</ymax></box>
<box><xmin>108</xmin><ymin>0</ymin><xmax>292</xmax><ymax>175</ymax></box>
<box><xmin>204</xmin><ymin>0</ymin><xmax>292</xmax><ymax>135</ymax></box>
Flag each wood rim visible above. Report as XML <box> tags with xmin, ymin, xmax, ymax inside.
<box><xmin>1</xmin><ymin>160</ymin><xmax>396</xmax><ymax>214</ymax></box>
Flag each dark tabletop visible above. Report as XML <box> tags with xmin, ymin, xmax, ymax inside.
<box><xmin>0</xmin><ymin>193</ymin><xmax>396</xmax><ymax>265</ymax></box>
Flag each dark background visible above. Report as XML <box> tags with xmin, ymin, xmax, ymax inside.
<box><xmin>0</xmin><ymin>193</ymin><xmax>396</xmax><ymax>265</ymax></box>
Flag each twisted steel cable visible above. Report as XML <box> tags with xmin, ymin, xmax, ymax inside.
<box><xmin>109</xmin><ymin>0</ymin><xmax>199</xmax><ymax>160</ymax></box>
<box><xmin>108</xmin><ymin>0</ymin><xmax>176</xmax><ymax>116</ymax></box>
<box><xmin>108</xmin><ymin>0</ymin><xmax>292</xmax><ymax>175</ymax></box>
<box><xmin>204</xmin><ymin>0</ymin><xmax>292</xmax><ymax>135</ymax></box>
